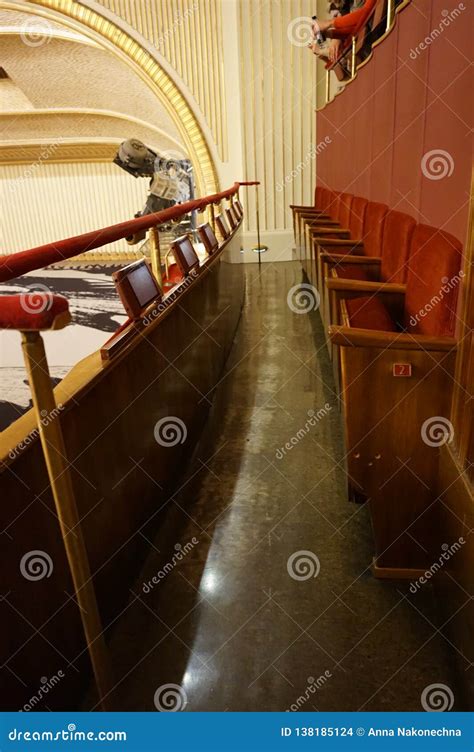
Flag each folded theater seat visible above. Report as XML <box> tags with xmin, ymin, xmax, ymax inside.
<box><xmin>317</xmin><ymin>201</ymin><xmax>387</xmax><ymax>295</ymax></box>
<box><xmin>306</xmin><ymin>194</ymin><xmax>370</xmax><ymax>288</ymax></box>
<box><xmin>303</xmin><ymin>192</ymin><xmax>344</xmax><ymax>281</ymax></box>
<box><xmin>323</xmin><ymin>209</ymin><xmax>415</xmax><ymax>331</ymax></box>
<box><xmin>328</xmin><ymin>225</ymin><xmax>463</xmax><ymax>572</ymax></box>
<box><xmin>298</xmin><ymin>189</ymin><xmax>339</xmax><ymax>275</ymax></box>
<box><xmin>302</xmin><ymin>192</ymin><xmax>358</xmax><ymax>280</ymax></box>
<box><xmin>292</xmin><ymin>187</ymin><xmax>336</xmax><ymax>264</ymax></box>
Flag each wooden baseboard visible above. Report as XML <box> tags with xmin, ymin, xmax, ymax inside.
<box><xmin>371</xmin><ymin>558</ymin><xmax>426</xmax><ymax>580</ymax></box>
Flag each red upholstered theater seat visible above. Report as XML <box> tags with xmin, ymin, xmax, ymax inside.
<box><xmin>348</xmin><ymin>197</ymin><xmax>368</xmax><ymax>239</ymax></box>
<box><xmin>332</xmin><ymin>210</ymin><xmax>415</xmax><ymax>282</ymax></box>
<box><xmin>379</xmin><ymin>211</ymin><xmax>416</xmax><ymax>283</ymax></box>
<box><xmin>341</xmin><ymin>223</ymin><xmax>462</xmax><ymax>337</ymax></box>
<box><xmin>338</xmin><ymin>193</ymin><xmax>353</xmax><ymax>228</ymax></box>
<box><xmin>319</xmin><ymin>200</ymin><xmax>387</xmax><ymax>268</ymax></box>
<box><xmin>315</xmin><ymin>186</ymin><xmax>326</xmax><ymax>210</ymax></box>
<box><xmin>404</xmin><ymin>225</ymin><xmax>463</xmax><ymax>337</ymax></box>
<box><xmin>323</xmin><ymin>209</ymin><xmax>415</xmax><ymax>335</ymax></box>
<box><xmin>360</xmin><ymin>201</ymin><xmax>388</xmax><ymax>258</ymax></box>
<box><xmin>316</xmin><ymin>200</ymin><xmax>388</xmax><ymax>321</ymax></box>
<box><xmin>328</xmin><ymin>191</ymin><xmax>342</xmax><ymax>221</ymax></box>
<box><xmin>345</xmin><ymin>296</ymin><xmax>398</xmax><ymax>332</ymax></box>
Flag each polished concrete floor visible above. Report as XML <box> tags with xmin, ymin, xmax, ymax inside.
<box><xmin>97</xmin><ymin>261</ymin><xmax>458</xmax><ymax>712</ymax></box>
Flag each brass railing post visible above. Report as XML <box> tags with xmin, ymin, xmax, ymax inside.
<box><xmin>351</xmin><ymin>36</ymin><xmax>357</xmax><ymax>77</ymax></box>
<box><xmin>325</xmin><ymin>69</ymin><xmax>330</xmax><ymax>104</ymax></box>
<box><xmin>386</xmin><ymin>0</ymin><xmax>395</xmax><ymax>32</ymax></box>
<box><xmin>255</xmin><ymin>183</ymin><xmax>262</xmax><ymax>270</ymax></box>
<box><xmin>209</xmin><ymin>203</ymin><xmax>216</xmax><ymax>233</ymax></box>
<box><xmin>149</xmin><ymin>226</ymin><xmax>163</xmax><ymax>288</ymax></box>
<box><xmin>20</xmin><ymin>331</ymin><xmax>112</xmax><ymax>710</ymax></box>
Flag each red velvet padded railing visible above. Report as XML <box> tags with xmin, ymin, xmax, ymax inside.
<box><xmin>0</xmin><ymin>181</ymin><xmax>258</xmax><ymax>283</ymax></box>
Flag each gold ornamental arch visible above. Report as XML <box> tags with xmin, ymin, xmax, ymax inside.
<box><xmin>10</xmin><ymin>0</ymin><xmax>219</xmax><ymax>196</ymax></box>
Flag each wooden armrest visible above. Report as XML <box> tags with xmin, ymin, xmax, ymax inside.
<box><xmin>310</xmin><ymin>228</ymin><xmax>350</xmax><ymax>237</ymax></box>
<box><xmin>328</xmin><ymin>325</ymin><xmax>457</xmax><ymax>352</ymax></box>
<box><xmin>306</xmin><ymin>219</ymin><xmax>338</xmax><ymax>227</ymax></box>
<box><xmin>290</xmin><ymin>204</ymin><xmax>320</xmax><ymax>211</ymax></box>
<box><xmin>326</xmin><ymin>279</ymin><xmax>406</xmax><ymax>295</ymax></box>
<box><xmin>320</xmin><ymin>253</ymin><xmax>381</xmax><ymax>265</ymax></box>
<box><xmin>316</xmin><ymin>239</ymin><xmax>363</xmax><ymax>248</ymax></box>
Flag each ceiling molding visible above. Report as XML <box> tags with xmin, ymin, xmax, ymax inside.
<box><xmin>0</xmin><ymin>140</ymin><xmax>119</xmax><ymax>164</ymax></box>
<box><xmin>0</xmin><ymin>27</ymin><xmax>99</xmax><ymax>46</ymax></box>
<box><xmin>0</xmin><ymin>108</ymin><xmax>187</xmax><ymax>152</ymax></box>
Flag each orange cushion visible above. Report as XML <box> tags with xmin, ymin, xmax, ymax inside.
<box><xmin>346</xmin><ymin>296</ymin><xmax>397</xmax><ymax>332</ymax></box>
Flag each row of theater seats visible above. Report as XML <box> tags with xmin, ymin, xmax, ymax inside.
<box><xmin>163</xmin><ymin>199</ymin><xmax>243</xmax><ymax>288</ymax></box>
<box><xmin>291</xmin><ymin>188</ymin><xmax>463</xmax><ymax>575</ymax></box>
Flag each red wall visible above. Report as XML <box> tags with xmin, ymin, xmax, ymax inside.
<box><xmin>316</xmin><ymin>0</ymin><xmax>473</xmax><ymax>243</ymax></box>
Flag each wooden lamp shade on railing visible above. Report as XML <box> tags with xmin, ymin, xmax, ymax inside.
<box><xmin>0</xmin><ymin>294</ymin><xmax>111</xmax><ymax>709</ymax></box>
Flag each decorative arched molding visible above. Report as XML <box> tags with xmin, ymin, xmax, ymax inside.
<box><xmin>0</xmin><ymin>0</ymin><xmax>219</xmax><ymax>195</ymax></box>
<box><xmin>0</xmin><ymin>109</ymin><xmax>187</xmax><ymax>163</ymax></box>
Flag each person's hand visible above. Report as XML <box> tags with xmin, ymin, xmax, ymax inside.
<box><xmin>328</xmin><ymin>38</ymin><xmax>341</xmax><ymax>63</ymax></box>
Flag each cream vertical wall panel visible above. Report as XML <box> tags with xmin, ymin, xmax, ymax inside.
<box><xmin>97</xmin><ymin>0</ymin><xmax>228</xmax><ymax>161</ymax></box>
<box><xmin>238</xmin><ymin>0</ymin><xmax>318</xmax><ymax>234</ymax></box>
<box><xmin>0</xmin><ymin>162</ymin><xmax>148</xmax><ymax>256</ymax></box>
